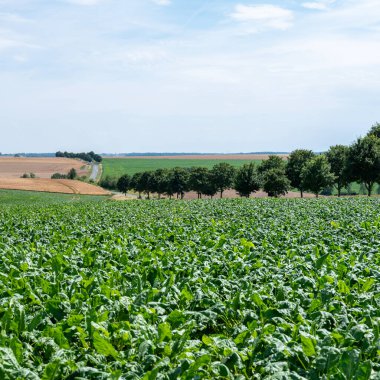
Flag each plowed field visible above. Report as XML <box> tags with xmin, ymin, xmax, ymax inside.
<box><xmin>0</xmin><ymin>178</ymin><xmax>110</xmax><ymax>195</ymax></box>
<box><xmin>0</xmin><ymin>157</ymin><xmax>89</xmax><ymax>178</ymax></box>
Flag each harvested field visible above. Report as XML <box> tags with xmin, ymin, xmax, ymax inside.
<box><xmin>0</xmin><ymin>157</ymin><xmax>89</xmax><ymax>178</ymax></box>
<box><xmin>0</xmin><ymin>178</ymin><xmax>110</xmax><ymax>195</ymax></box>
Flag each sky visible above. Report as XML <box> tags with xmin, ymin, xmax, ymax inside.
<box><xmin>0</xmin><ymin>0</ymin><xmax>380</xmax><ymax>153</ymax></box>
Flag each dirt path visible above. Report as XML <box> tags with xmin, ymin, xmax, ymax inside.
<box><xmin>89</xmin><ymin>164</ymin><xmax>99</xmax><ymax>182</ymax></box>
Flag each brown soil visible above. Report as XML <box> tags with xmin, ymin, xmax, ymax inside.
<box><xmin>109</xmin><ymin>154</ymin><xmax>288</xmax><ymax>160</ymax></box>
<box><xmin>0</xmin><ymin>178</ymin><xmax>110</xmax><ymax>195</ymax></box>
<box><xmin>0</xmin><ymin>157</ymin><xmax>89</xmax><ymax>178</ymax></box>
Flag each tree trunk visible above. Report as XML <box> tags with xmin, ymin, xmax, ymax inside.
<box><xmin>181</xmin><ymin>192</ymin><xmax>184</xmax><ymax>199</ymax></box>
<box><xmin>220</xmin><ymin>190</ymin><xmax>223</xmax><ymax>198</ymax></box>
<box><xmin>316</xmin><ymin>193</ymin><xmax>319</xmax><ymax>198</ymax></box>
<box><xmin>337</xmin><ymin>187</ymin><xmax>341</xmax><ymax>197</ymax></box>
<box><xmin>300</xmin><ymin>189</ymin><xmax>304</xmax><ymax>198</ymax></box>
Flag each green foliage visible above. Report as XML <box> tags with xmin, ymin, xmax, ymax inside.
<box><xmin>346</xmin><ymin>135</ymin><xmax>380</xmax><ymax>196</ymax></box>
<box><xmin>116</xmin><ymin>174</ymin><xmax>131</xmax><ymax>195</ymax></box>
<box><xmin>188</xmin><ymin>167</ymin><xmax>210</xmax><ymax>198</ymax></box>
<box><xmin>301</xmin><ymin>155</ymin><xmax>335</xmax><ymax>197</ymax></box>
<box><xmin>234</xmin><ymin>162</ymin><xmax>261</xmax><ymax>197</ymax></box>
<box><xmin>67</xmin><ymin>168</ymin><xmax>77</xmax><ymax>180</ymax></box>
<box><xmin>262</xmin><ymin>168</ymin><xmax>290</xmax><ymax>197</ymax></box>
<box><xmin>326</xmin><ymin>145</ymin><xmax>349</xmax><ymax>196</ymax></box>
<box><xmin>1</xmin><ymin>198</ymin><xmax>380</xmax><ymax>378</ymax></box>
<box><xmin>367</xmin><ymin>122</ymin><xmax>380</xmax><ymax>139</ymax></box>
<box><xmin>286</xmin><ymin>149</ymin><xmax>315</xmax><ymax>197</ymax></box>
<box><xmin>259</xmin><ymin>156</ymin><xmax>290</xmax><ymax>197</ymax></box>
<box><xmin>210</xmin><ymin>163</ymin><xmax>236</xmax><ymax>198</ymax></box>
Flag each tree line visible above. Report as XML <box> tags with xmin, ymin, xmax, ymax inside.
<box><xmin>56</xmin><ymin>151</ymin><xmax>102</xmax><ymax>163</ymax></box>
<box><xmin>102</xmin><ymin>124</ymin><xmax>380</xmax><ymax>198</ymax></box>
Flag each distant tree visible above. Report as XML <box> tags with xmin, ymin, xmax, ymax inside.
<box><xmin>168</xmin><ymin>168</ymin><xmax>190</xmax><ymax>199</ymax></box>
<box><xmin>301</xmin><ymin>155</ymin><xmax>335</xmax><ymax>198</ymax></box>
<box><xmin>346</xmin><ymin>135</ymin><xmax>380</xmax><ymax>196</ymax></box>
<box><xmin>262</xmin><ymin>169</ymin><xmax>290</xmax><ymax>197</ymax></box>
<box><xmin>367</xmin><ymin>122</ymin><xmax>380</xmax><ymax>139</ymax></box>
<box><xmin>286</xmin><ymin>149</ymin><xmax>315</xmax><ymax>197</ymax></box>
<box><xmin>130</xmin><ymin>172</ymin><xmax>144</xmax><ymax>198</ymax></box>
<box><xmin>259</xmin><ymin>156</ymin><xmax>289</xmax><ymax>197</ymax></box>
<box><xmin>67</xmin><ymin>168</ymin><xmax>77</xmax><ymax>180</ymax></box>
<box><xmin>55</xmin><ymin>151</ymin><xmax>64</xmax><ymax>157</ymax></box>
<box><xmin>189</xmin><ymin>167</ymin><xmax>210</xmax><ymax>199</ymax></box>
<box><xmin>20</xmin><ymin>173</ymin><xmax>30</xmax><ymax>178</ymax></box>
<box><xmin>99</xmin><ymin>176</ymin><xmax>117</xmax><ymax>190</ymax></box>
<box><xmin>234</xmin><ymin>162</ymin><xmax>261</xmax><ymax>197</ymax></box>
<box><xmin>258</xmin><ymin>155</ymin><xmax>286</xmax><ymax>174</ymax></box>
<box><xmin>201</xmin><ymin>173</ymin><xmax>218</xmax><ymax>199</ymax></box>
<box><xmin>152</xmin><ymin>169</ymin><xmax>169</xmax><ymax>199</ymax></box>
<box><xmin>326</xmin><ymin>145</ymin><xmax>349</xmax><ymax>197</ymax></box>
<box><xmin>51</xmin><ymin>173</ymin><xmax>67</xmax><ymax>179</ymax></box>
<box><xmin>139</xmin><ymin>171</ymin><xmax>155</xmax><ymax>199</ymax></box>
<box><xmin>117</xmin><ymin>174</ymin><xmax>131</xmax><ymax>195</ymax></box>
<box><xmin>210</xmin><ymin>163</ymin><xmax>236</xmax><ymax>198</ymax></box>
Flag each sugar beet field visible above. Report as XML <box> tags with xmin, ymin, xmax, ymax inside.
<box><xmin>1</xmin><ymin>198</ymin><xmax>380</xmax><ymax>379</ymax></box>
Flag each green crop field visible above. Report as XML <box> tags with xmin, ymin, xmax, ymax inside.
<box><xmin>102</xmin><ymin>158</ymin><xmax>262</xmax><ymax>179</ymax></box>
<box><xmin>1</xmin><ymin>197</ymin><xmax>380</xmax><ymax>378</ymax></box>
<box><xmin>0</xmin><ymin>189</ymin><xmax>109</xmax><ymax>206</ymax></box>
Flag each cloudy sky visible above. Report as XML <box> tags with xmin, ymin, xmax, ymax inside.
<box><xmin>1</xmin><ymin>0</ymin><xmax>379</xmax><ymax>153</ymax></box>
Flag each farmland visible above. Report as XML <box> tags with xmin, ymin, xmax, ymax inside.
<box><xmin>0</xmin><ymin>189</ymin><xmax>109</xmax><ymax>206</ymax></box>
<box><xmin>1</xmin><ymin>198</ymin><xmax>379</xmax><ymax>378</ymax></box>
<box><xmin>0</xmin><ymin>178</ymin><xmax>110</xmax><ymax>196</ymax></box>
<box><xmin>102</xmin><ymin>156</ymin><xmax>266</xmax><ymax>179</ymax></box>
<box><xmin>0</xmin><ymin>157</ymin><xmax>89</xmax><ymax>179</ymax></box>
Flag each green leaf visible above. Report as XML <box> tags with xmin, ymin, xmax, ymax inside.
<box><xmin>158</xmin><ymin>322</ymin><xmax>172</xmax><ymax>342</ymax></box>
<box><xmin>300</xmin><ymin>334</ymin><xmax>316</xmax><ymax>357</ymax></box>
<box><xmin>93</xmin><ymin>331</ymin><xmax>118</xmax><ymax>359</ymax></box>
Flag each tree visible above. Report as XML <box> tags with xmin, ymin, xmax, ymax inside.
<box><xmin>117</xmin><ymin>174</ymin><xmax>131</xmax><ymax>195</ymax></box>
<box><xmin>189</xmin><ymin>167</ymin><xmax>210</xmax><ymax>199</ymax></box>
<box><xmin>258</xmin><ymin>155</ymin><xmax>286</xmax><ymax>174</ymax></box>
<box><xmin>210</xmin><ymin>163</ymin><xmax>236</xmax><ymax>198</ymax></box>
<box><xmin>262</xmin><ymin>169</ymin><xmax>290</xmax><ymax>197</ymax></box>
<box><xmin>326</xmin><ymin>145</ymin><xmax>349</xmax><ymax>197</ymax></box>
<box><xmin>139</xmin><ymin>171</ymin><xmax>155</xmax><ymax>199</ymax></box>
<box><xmin>346</xmin><ymin>135</ymin><xmax>380</xmax><ymax>196</ymax></box>
<box><xmin>67</xmin><ymin>168</ymin><xmax>77</xmax><ymax>180</ymax></box>
<box><xmin>286</xmin><ymin>150</ymin><xmax>315</xmax><ymax>198</ymax></box>
<box><xmin>301</xmin><ymin>155</ymin><xmax>335</xmax><ymax>198</ymax></box>
<box><xmin>367</xmin><ymin>122</ymin><xmax>380</xmax><ymax>139</ymax></box>
<box><xmin>130</xmin><ymin>172</ymin><xmax>144</xmax><ymax>198</ymax></box>
<box><xmin>167</xmin><ymin>168</ymin><xmax>190</xmax><ymax>199</ymax></box>
<box><xmin>234</xmin><ymin>163</ymin><xmax>261</xmax><ymax>197</ymax></box>
<box><xmin>259</xmin><ymin>156</ymin><xmax>289</xmax><ymax>197</ymax></box>
<box><xmin>152</xmin><ymin>169</ymin><xmax>169</xmax><ymax>199</ymax></box>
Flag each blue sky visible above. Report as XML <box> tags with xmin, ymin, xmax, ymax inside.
<box><xmin>0</xmin><ymin>0</ymin><xmax>379</xmax><ymax>153</ymax></box>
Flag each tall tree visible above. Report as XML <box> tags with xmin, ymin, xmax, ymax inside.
<box><xmin>234</xmin><ymin>162</ymin><xmax>261</xmax><ymax>197</ymax></box>
<box><xmin>152</xmin><ymin>169</ymin><xmax>169</xmax><ymax>199</ymax></box>
<box><xmin>301</xmin><ymin>155</ymin><xmax>335</xmax><ymax>198</ymax></box>
<box><xmin>346</xmin><ymin>135</ymin><xmax>380</xmax><ymax>196</ymax></box>
<box><xmin>210</xmin><ymin>163</ymin><xmax>236</xmax><ymax>198</ymax></box>
<box><xmin>130</xmin><ymin>172</ymin><xmax>144</xmax><ymax>199</ymax></box>
<box><xmin>258</xmin><ymin>155</ymin><xmax>286</xmax><ymax>174</ymax></box>
<box><xmin>67</xmin><ymin>168</ymin><xmax>77</xmax><ymax>180</ymax></box>
<box><xmin>259</xmin><ymin>156</ymin><xmax>289</xmax><ymax>197</ymax></box>
<box><xmin>117</xmin><ymin>174</ymin><xmax>131</xmax><ymax>195</ymax></box>
<box><xmin>168</xmin><ymin>168</ymin><xmax>190</xmax><ymax>199</ymax></box>
<box><xmin>262</xmin><ymin>169</ymin><xmax>290</xmax><ymax>197</ymax></box>
<box><xmin>367</xmin><ymin>122</ymin><xmax>380</xmax><ymax>138</ymax></box>
<box><xmin>286</xmin><ymin>150</ymin><xmax>315</xmax><ymax>198</ymax></box>
<box><xmin>189</xmin><ymin>167</ymin><xmax>210</xmax><ymax>199</ymax></box>
<box><xmin>326</xmin><ymin>145</ymin><xmax>349</xmax><ymax>197</ymax></box>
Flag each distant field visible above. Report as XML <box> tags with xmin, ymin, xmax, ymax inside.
<box><xmin>0</xmin><ymin>157</ymin><xmax>89</xmax><ymax>178</ymax></box>
<box><xmin>0</xmin><ymin>189</ymin><xmax>108</xmax><ymax>205</ymax></box>
<box><xmin>0</xmin><ymin>178</ymin><xmax>110</xmax><ymax>195</ymax></box>
<box><xmin>102</xmin><ymin>156</ymin><xmax>270</xmax><ymax>178</ymax></box>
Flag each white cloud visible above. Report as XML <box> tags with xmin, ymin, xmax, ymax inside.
<box><xmin>66</xmin><ymin>0</ymin><xmax>104</xmax><ymax>5</ymax></box>
<box><xmin>231</xmin><ymin>4</ymin><xmax>294</xmax><ymax>31</ymax></box>
<box><xmin>302</xmin><ymin>1</ymin><xmax>336</xmax><ymax>11</ymax></box>
<box><xmin>151</xmin><ymin>0</ymin><xmax>171</xmax><ymax>5</ymax></box>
